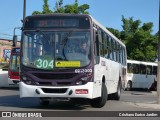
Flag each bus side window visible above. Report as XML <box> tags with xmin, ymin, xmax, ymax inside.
<box><xmin>153</xmin><ymin>66</ymin><xmax>157</xmax><ymax>75</ymax></box>
<box><xmin>104</xmin><ymin>33</ymin><xmax>108</xmax><ymax>59</ymax></box>
<box><xmin>127</xmin><ymin>63</ymin><xmax>132</xmax><ymax>73</ymax></box>
<box><xmin>106</xmin><ymin>35</ymin><xmax>110</xmax><ymax>59</ymax></box>
<box><xmin>140</xmin><ymin>64</ymin><xmax>146</xmax><ymax>74</ymax></box>
<box><xmin>94</xmin><ymin>29</ymin><xmax>100</xmax><ymax>64</ymax></box>
<box><xmin>132</xmin><ymin>63</ymin><xmax>139</xmax><ymax>74</ymax></box>
<box><xmin>122</xmin><ymin>48</ymin><xmax>126</xmax><ymax>65</ymax></box>
<box><xmin>119</xmin><ymin>46</ymin><xmax>123</xmax><ymax>64</ymax></box>
<box><xmin>99</xmin><ymin>30</ymin><xmax>104</xmax><ymax>57</ymax></box>
<box><xmin>113</xmin><ymin>40</ymin><xmax>117</xmax><ymax>61</ymax></box>
<box><xmin>146</xmin><ymin>65</ymin><xmax>152</xmax><ymax>75</ymax></box>
<box><xmin>117</xmin><ymin>44</ymin><xmax>120</xmax><ymax>63</ymax></box>
<box><xmin>109</xmin><ymin>37</ymin><xmax>113</xmax><ymax>60</ymax></box>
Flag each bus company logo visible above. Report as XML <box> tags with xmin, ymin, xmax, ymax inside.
<box><xmin>2</xmin><ymin>112</ymin><xmax>11</xmax><ymax>117</ymax></box>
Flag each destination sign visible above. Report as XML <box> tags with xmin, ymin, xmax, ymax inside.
<box><xmin>35</xmin><ymin>19</ymin><xmax>79</xmax><ymax>28</ymax></box>
<box><xmin>24</xmin><ymin>16</ymin><xmax>90</xmax><ymax>29</ymax></box>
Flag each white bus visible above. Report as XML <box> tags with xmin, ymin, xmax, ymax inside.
<box><xmin>125</xmin><ymin>60</ymin><xmax>157</xmax><ymax>91</ymax></box>
<box><xmin>16</xmin><ymin>14</ymin><xmax>127</xmax><ymax>108</ymax></box>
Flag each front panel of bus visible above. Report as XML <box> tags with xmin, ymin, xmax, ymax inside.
<box><xmin>19</xmin><ymin>15</ymin><xmax>97</xmax><ymax>98</ymax></box>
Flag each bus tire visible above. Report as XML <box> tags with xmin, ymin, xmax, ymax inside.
<box><xmin>150</xmin><ymin>80</ymin><xmax>157</xmax><ymax>91</ymax></box>
<box><xmin>90</xmin><ymin>83</ymin><xmax>108</xmax><ymax>108</ymax></box>
<box><xmin>126</xmin><ymin>81</ymin><xmax>132</xmax><ymax>91</ymax></box>
<box><xmin>39</xmin><ymin>98</ymin><xmax>50</xmax><ymax>106</ymax></box>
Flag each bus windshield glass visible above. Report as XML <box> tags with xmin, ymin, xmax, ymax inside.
<box><xmin>22</xmin><ymin>31</ymin><xmax>91</xmax><ymax>69</ymax></box>
<box><xmin>10</xmin><ymin>54</ymin><xmax>20</xmax><ymax>72</ymax></box>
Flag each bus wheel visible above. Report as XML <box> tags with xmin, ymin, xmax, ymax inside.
<box><xmin>39</xmin><ymin>98</ymin><xmax>50</xmax><ymax>106</ymax></box>
<box><xmin>126</xmin><ymin>81</ymin><xmax>132</xmax><ymax>91</ymax></box>
<box><xmin>90</xmin><ymin>83</ymin><xmax>108</xmax><ymax>108</ymax></box>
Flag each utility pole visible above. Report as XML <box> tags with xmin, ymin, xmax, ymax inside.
<box><xmin>23</xmin><ymin>0</ymin><xmax>26</xmax><ymax>20</ymax></box>
<box><xmin>158</xmin><ymin>0</ymin><xmax>160</xmax><ymax>104</ymax></box>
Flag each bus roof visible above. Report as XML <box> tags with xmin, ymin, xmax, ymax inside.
<box><xmin>127</xmin><ymin>59</ymin><xmax>157</xmax><ymax>66</ymax></box>
<box><xmin>89</xmin><ymin>15</ymin><xmax>126</xmax><ymax>47</ymax></box>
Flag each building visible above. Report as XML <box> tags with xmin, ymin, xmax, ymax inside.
<box><xmin>0</xmin><ymin>39</ymin><xmax>20</xmax><ymax>63</ymax></box>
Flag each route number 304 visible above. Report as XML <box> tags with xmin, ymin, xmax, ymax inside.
<box><xmin>35</xmin><ymin>59</ymin><xmax>54</xmax><ymax>69</ymax></box>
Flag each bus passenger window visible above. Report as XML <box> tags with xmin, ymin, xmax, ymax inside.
<box><xmin>140</xmin><ymin>64</ymin><xmax>146</xmax><ymax>74</ymax></box>
<box><xmin>113</xmin><ymin>41</ymin><xmax>117</xmax><ymax>61</ymax></box>
<box><xmin>146</xmin><ymin>65</ymin><xmax>152</xmax><ymax>75</ymax></box>
<box><xmin>103</xmin><ymin>33</ymin><xmax>108</xmax><ymax>58</ymax></box>
<box><xmin>153</xmin><ymin>66</ymin><xmax>157</xmax><ymax>75</ymax></box>
<box><xmin>132</xmin><ymin>64</ymin><xmax>139</xmax><ymax>74</ymax></box>
<box><xmin>127</xmin><ymin>63</ymin><xmax>133</xmax><ymax>73</ymax></box>
<box><xmin>109</xmin><ymin>38</ymin><xmax>113</xmax><ymax>60</ymax></box>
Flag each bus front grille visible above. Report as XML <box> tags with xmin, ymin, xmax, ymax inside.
<box><xmin>33</xmin><ymin>73</ymin><xmax>77</xmax><ymax>80</ymax></box>
<box><xmin>41</xmin><ymin>88</ymin><xmax>67</xmax><ymax>93</ymax></box>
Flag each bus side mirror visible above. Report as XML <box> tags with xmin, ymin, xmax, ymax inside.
<box><xmin>13</xmin><ymin>35</ymin><xmax>17</xmax><ymax>47</ymax></box>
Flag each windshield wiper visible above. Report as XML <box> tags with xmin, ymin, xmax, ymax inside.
<box><xmin>61</xmin><ymin>30</ymin><xmax>73</xmax><ymax>61</ymax></box>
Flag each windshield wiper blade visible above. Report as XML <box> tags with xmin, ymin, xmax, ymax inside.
<box><xmin>62</xmin><ymin>30</ymin><xmax>73</xmax><ymax>61</ymax></box>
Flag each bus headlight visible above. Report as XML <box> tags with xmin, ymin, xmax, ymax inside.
<box><xmin>76</xmin><ymin>81</ymin><xmax>83</xmax><ymax>85</ymax></box>
<box><xmin>22</xmin><ymin>76</ymin><xmax>27</xmax><ymax>81</ymax></box>
<box><xmin>81</xmin><ymin>72</ymin><xmax>93</xmax><ymax>81</ymax></box>
<box><xmin>81</xmin><ymin>77</ymin><xmax>89</xmax><ymax>81</ymax></box>
<box><xmin>21</xmin><ymin>75</ymin><xmax>35</xmax><ymax>85</ymax></box>
<box><xmin>25</xmin><ymin>80</ymin><xmax>32</xmax><ymax>85</ymax></box>
<box><xmin>76</xmin><ymin>73</ymin><xmax>93</xmax><ymax>85</ymax></box>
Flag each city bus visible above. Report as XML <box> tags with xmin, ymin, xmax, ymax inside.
<box><xmin>125</xmin><ymin>59</ymin><xmax>157</xmax><ymax>91</ymax></box>
<box><xmin>17</xmin><ymin>14</ymin><xmax>127</xmax><ymax>108</ymax></box>
<box><xmin>8</xmin><ymin>47</ymin><xmax>20</xmax><ymax>84</ymax></box>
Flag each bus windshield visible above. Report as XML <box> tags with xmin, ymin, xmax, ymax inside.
<box><xmin>10</xmin><ymin>54</ymin><xmax>20</xmax><ymax>72</ymax></box>
<box><xmin>22</xmin><ymin>31</ymin><xmax>91</xmax><ymax>70</ymax></box>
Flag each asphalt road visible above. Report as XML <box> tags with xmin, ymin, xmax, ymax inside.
<box><xmin>0</xmin><ymin>87</ymin><xmax>160</xmax><ymax>120</ymax></box>
<box><xmin>0</xmin><ymin>88</ymin><xmax>159</xmax><ymax>111</ymax></box>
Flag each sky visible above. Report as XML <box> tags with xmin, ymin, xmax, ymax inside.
<box><xmin>0</xmin><ymin>0</ymin><xmax>159</xmax><ymax>40</ymax></box>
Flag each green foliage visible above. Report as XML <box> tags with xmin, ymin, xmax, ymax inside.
<box><xmin>32</xmin><ymin>11</ymin><xmax>42</xmax><ymax>15</ymax></box>
<box><xmin>110</xmin><ymin>16</ymin><xmax>158</xmax><ymax>62</ymax></box>
<box><xmin>54</xmin><ymin>0</ymin><xmax>64</xmax><ymax>13</ymax></box>
<box><xmin>32</xmin><ymin>0</ymin><xmax>90</xmax><ymax>15</ymax></box>
<box><xmin>107</xmin><ymin>27</ymin><xmax>121</xmax><ymax>39</ymax></box>
<box><xmin>42</xmin><ymin>0</ymin><xmax>53</xmax><ymax>14</ymax></box>
<box><xmin>107</xmin><ymin>15</ymin><xmax>157</xmax><ymax>62</ymax></box>
<box><xmin>32</xmin><ymin>0</ymin><xmax>53</xmax><ymax>15</ymax></box>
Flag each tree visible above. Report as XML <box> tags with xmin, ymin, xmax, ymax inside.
<box><xmin>32</xmin><ymin>0</ymin><xmax>90</xmax><ymax>15</ymax></box>
<box><xmin>54</xmin><ymin>0</ymin><xmax>89</xmax><ymax>14</ymax></box>
<box><xmin>106</xmin><ymin>16</ymin><xmax>157</xmax><ymax>61</ymax></box>
<box><xmin>32</xmin><ymin>0</ymin><xmax>53</xmax><ymax>15</ymax></box>
<box><xmin>107</xmin><ymin>27</ymin><xmax>121</xmax><ymax>39</ymax></box>
<box><xmin>54</xmin><ymin>0</ymin><xmax>64</xmax><ymax>13</ymax></box>
<box><xmin>42</xmin><ymin>0</ymin><xmax>53</xmax><ymax>14</ymax></box>
<box><xmin>120</xmin><ymin>16</ymin><xmax>157</xmax><ymax>61</ymax></box>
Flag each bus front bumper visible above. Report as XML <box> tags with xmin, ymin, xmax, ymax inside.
<box><xmin>19</xmin><ymin>81</ymin><xmax>101</xmax><ymax>99</ymax></box>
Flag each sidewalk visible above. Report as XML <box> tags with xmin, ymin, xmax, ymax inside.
<box><xmin>134</xmin><ymin>91</ymin><xmax>160</xmax><ymax>109</ymax></box>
